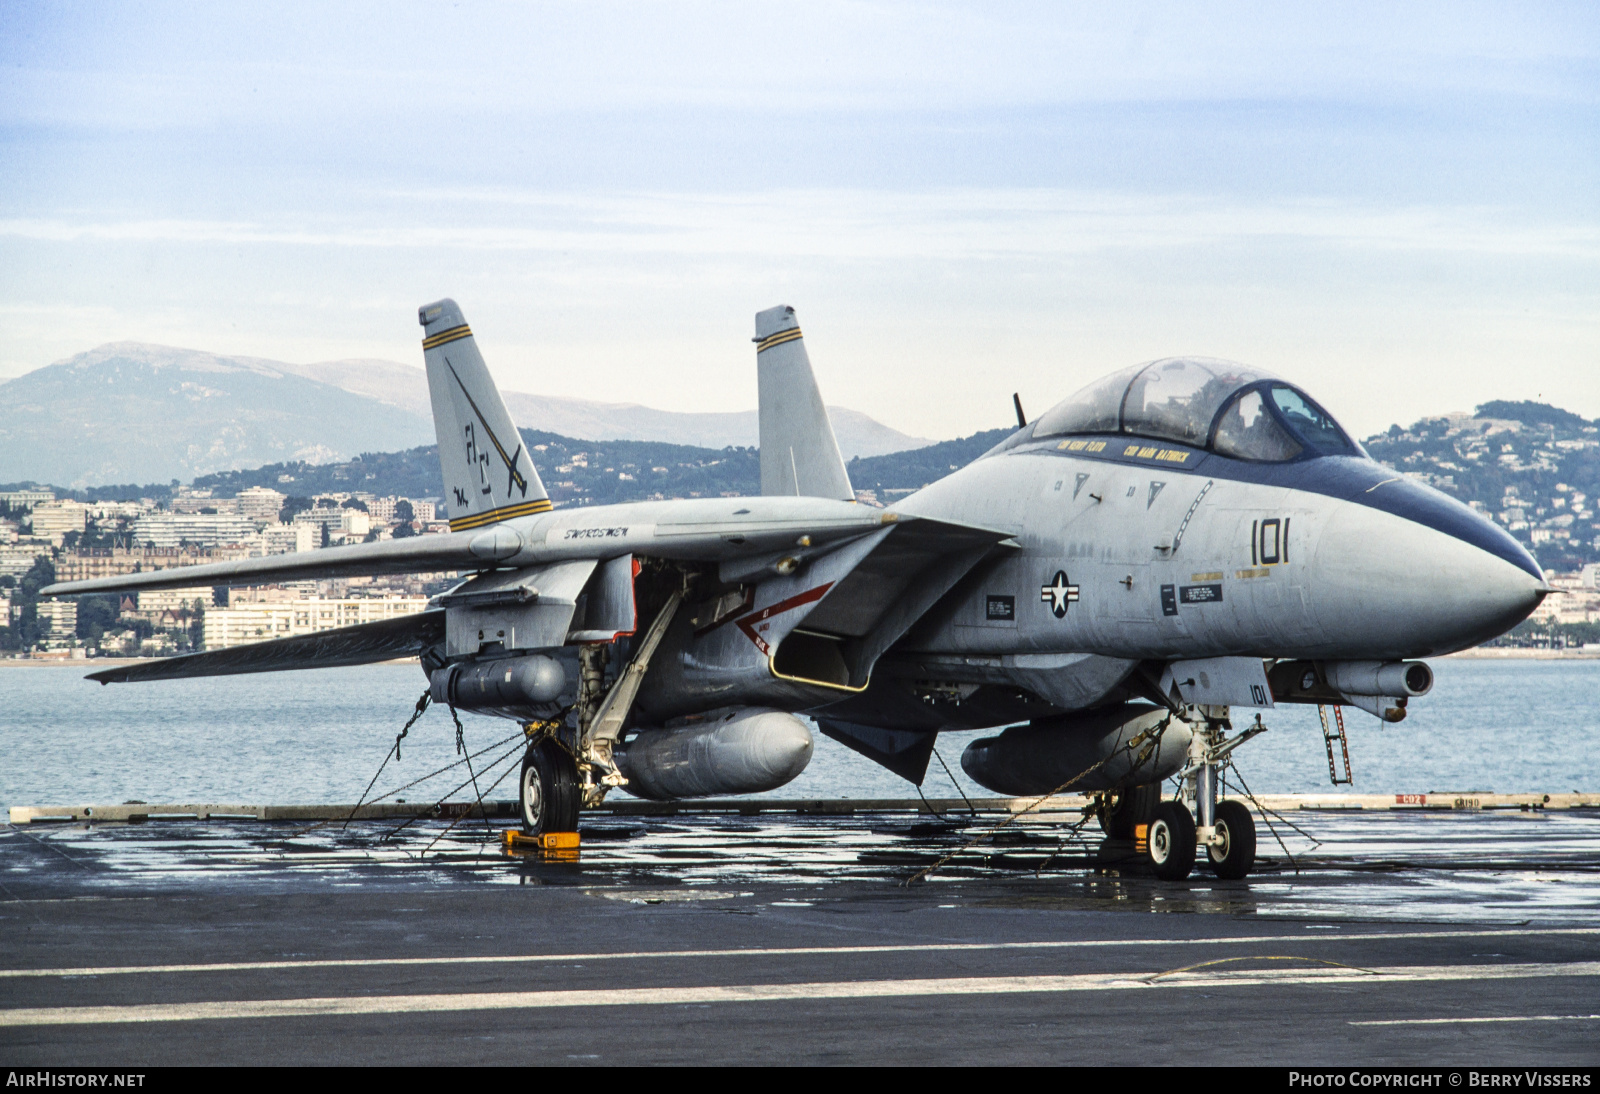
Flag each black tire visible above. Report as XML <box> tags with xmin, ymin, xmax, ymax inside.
<box><xmin>519</xmin><ymin>738</ymin><xmax>580</xmax><ymax>835</ymax></box>
<box><xmin>1206</xmin><ymin>800</ymin><xmax>1257</xmax><ymax>879</ymax></box>
<box><xmin>1146</xmin><ymin>800</ymin><xmax>1196</xmax><ymax>880</ymax></box>
<box><xmin>1099</xmin><ymin>782</ymin><xmax>1161</xmax><ymax>840</ymax></box>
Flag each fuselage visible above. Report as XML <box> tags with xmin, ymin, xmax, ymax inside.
<box><xmin>896</xmin><ymin>432</ymin><xmax>1546</xmax><ymax>663</ymax></box>
<box><xmin>437</xmin><ymin>357</ymin><xmax>1548</xmax><ymax>733</ymax></box>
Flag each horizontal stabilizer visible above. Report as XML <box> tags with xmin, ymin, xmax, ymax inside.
<box><xmin>815</xmin><ymin>720</ymin><xmax>937</xmax><ymax>785</ymax></box>
<box><xmin>87</xmin><ymin>610</ymin><xmax>444</xmax><ymax>684</ymax></box>
<box><xmin>41</xmin><ymin>530</ymin><xmax>514</xmax><ymax>599</ymax></box>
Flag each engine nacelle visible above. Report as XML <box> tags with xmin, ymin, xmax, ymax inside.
<box><xmin>615</xmin><ymin>707</ymin><xmax>814</xmax><ymax>801</ymax></box>
<box><xmin>429</xmin><ymin>655</ymin><xmax>567</xmax><ymax>713</ymax></box>
<box><xmin>960</xmin><ymin>704</ymin><xmax>1193</xmax><ymax>796</ymax></box>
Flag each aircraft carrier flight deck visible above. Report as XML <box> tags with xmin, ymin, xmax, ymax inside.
<box><xmin>3</xmin><ymin>800</ymin><xmax>1599</xmax><ymax>1066</ymax></box>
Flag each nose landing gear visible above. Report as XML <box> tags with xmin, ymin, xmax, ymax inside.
<box><xmin>1139</xmin><ymin>708</ymin><xmax>1266</xmax><ymax>880</ymax></box>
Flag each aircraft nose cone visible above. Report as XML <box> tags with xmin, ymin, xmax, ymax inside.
<box><xmin>1312</xmin><ymin>499</ymin><xmax>1547</xmax><ymax>657</ymax></box>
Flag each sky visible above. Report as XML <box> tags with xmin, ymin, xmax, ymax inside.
<box><xmin>0</xmin><ymin>1</ymin><xmax>1595</xmax><ymax>441</ymax></box>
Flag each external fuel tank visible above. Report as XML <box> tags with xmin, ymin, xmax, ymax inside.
<box><xmin>614</xmin><ymin>707</ymin><xmax>814</xmax><ymax>800</ymax></box>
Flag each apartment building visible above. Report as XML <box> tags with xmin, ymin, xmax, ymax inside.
<box><xmin>29</xmin><ymin>501</ymin><xmax>89</xmax><ymax>543</ymax></box>
<box><xmin>36</xmin><ymin>599</ymin><xmax>78</xmax><ymax>637</ymax></box>
<box><xmin>131</xmin><ymin>512</ymin><xmax>259</xmax><ymax>548</ymax></box>
<box><xmin>203</xmin><ymin>595</ymin><xmax>429</xmax><ymax>649</ymax></box>
<box><xmin>55</xmin><ymin>546</ymin><xmax>253</xmax><ymax>583</ymax></box>
<box><xmin>236</xmin><ymin>486</ymin><xmax>287</xmax><ymax>521</ymax></box>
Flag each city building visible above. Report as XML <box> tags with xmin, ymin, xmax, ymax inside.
<box><xmin>0</xmin><ymin>490</ymin><xmax>55</xmax><ymax>508</ymax></box>
<box><xmin>169</xmin><ymin>487</ymin><xmax>242</xmax><ymax>515</ymax></box>
<box><xmin>0</xmin><ymin>543</ymin><xmax>53</xmax><ymax>580</ymax></box>
<box><xmin>136</xmin><ymin>587</ymin><xmax>215</xmax><ymax>612</ymax></box>
<box><xmin>131</xmin><ymin>512</ymin><xmax>259</xmax><ymax>548</ymax></box>
<box><xmin>262</xmin><ymin>522</ymin><xmax>317</xmax><ymax>554</ymax></box>
<box><xmin>236</xmin><ymin>486</ymin><xmax>287</xmax><ymax>521</ymax></box>
<box><xmin>55</xmin><ymin>546</ymin><xmax>253</xmax><ymax>583</ymax></box>
<box><xmin>36</xmin><ymin>599</ymin><xmax>78</xmax><ymax>638</ymax></box>
<box><xmin>203</xmin><ymin>595</ymin><xmax>429</xmax><ymax>649</ymax></box>
<box><xmin>292</xmin><ymin>508</ymin><xmax>345</xmax><ymax>536</ymax></box>
<box><xmin>29</xmin><ymin>501</ymin><xmax>89</xmax><ymax>543</ymax></box>
<box><xmin>1528</xmin><ymin>571</ymin><xmax>1600</xmax><ymax>626</ymax></box>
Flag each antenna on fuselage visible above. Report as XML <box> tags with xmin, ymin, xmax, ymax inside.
<box><xmin>1012</xmin><ymin>393</ymin><xmax>1027</xmax><ymax>429</ymax></box>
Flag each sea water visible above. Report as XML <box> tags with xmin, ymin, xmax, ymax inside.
<box><xmin>2</xmin><ymin>658</ymin><xmax>1597</xmax><ymax>812</ymax></box>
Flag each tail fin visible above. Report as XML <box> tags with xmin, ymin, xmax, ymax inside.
<box><xmin>754</xmin><ymin>305</ymin><xmax>853</xmax><ymax>500</ymax></box>
<box><xmin>418</xmin><ymin>299</ymin><xmax>550</xmax><ymax>531</ymax></box>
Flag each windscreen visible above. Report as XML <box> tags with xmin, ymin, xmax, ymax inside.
<box><xmin>1269</xmin><ymin>386</ymin><xmax>1355</xmax><ymax>455</ymax></box>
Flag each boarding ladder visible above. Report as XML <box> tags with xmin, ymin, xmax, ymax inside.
<box><xmin>1318</xmin><ymin>704</ymin><xmax>1352</xmax><ymax>785</ymax></box>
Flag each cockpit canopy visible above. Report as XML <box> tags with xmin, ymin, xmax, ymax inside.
<box><xmin>1033</xmin><ymin>357</ymin><xmax>1357</xmax><ymax>462</ymax></box>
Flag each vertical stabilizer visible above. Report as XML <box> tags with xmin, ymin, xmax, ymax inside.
<box><xmin>418</xmin><ymin>299</ymin><xmax>550</xmax><ymax>532</ymax></box>
<box><xmin>754</xmin><ymin>305</ymin><xmax>853</xmax><ymax>500</ymax></box>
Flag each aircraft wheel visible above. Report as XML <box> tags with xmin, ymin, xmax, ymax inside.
<box><xmin>520</xmin><ymin>738</ymin><xmax>580</xmax><ymax>835</ymax></box>
<box><xmin>1206</xmin><ymin>800</ymin><xmax>1256</xmax><ymax>879</ymax></box>
<box><xmin>1146</xmin><ymin>800</ymin><xmax>1196</xmax><ymax>880</ymax></box>
<box><xmin>1099</xmin><ymin>782</ymin><xmax>1161</xmax><ymax>839</ymax></box>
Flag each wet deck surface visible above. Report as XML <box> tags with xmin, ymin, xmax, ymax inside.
<box><xmin>3</xmin><ymin>807</ymin><xmax>1600</xmax><ymax>1065</ymax></box>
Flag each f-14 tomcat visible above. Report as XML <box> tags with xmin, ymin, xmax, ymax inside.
<box><xmin>43</xmin><ymin>299</ymin><xmax>1548</xmax><ymax>880</ymax></box>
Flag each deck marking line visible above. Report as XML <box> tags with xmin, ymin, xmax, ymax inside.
<box><xmin>1351</xmin><ymin>1013</ymin><xmax>1600</xmax><ymax>1027</ymax></box>
<box><xmin>3</xmin><ymin>927</ymin><xmax>1598</xmax><ymax>980</ymax></box>
<box><xmin>4</xmin><ymin>961</ymin><xmax>1600</xmax><ymax>1028</ymax></box>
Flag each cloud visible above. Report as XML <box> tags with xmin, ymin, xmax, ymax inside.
<box><xmin>2</xmin><ymin>188</ymin><xmax>1593</xmax><ymax>261</ymax></box>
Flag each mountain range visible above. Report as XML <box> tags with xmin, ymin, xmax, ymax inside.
<box><xmin>0</xmin><ymin>343</ymin><xmax>931</xmax><ymax>488</ymax></box>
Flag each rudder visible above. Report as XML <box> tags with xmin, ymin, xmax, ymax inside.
<box><xmin>419</xmin><ymin>299</ymin><xmax>550</xmax><ymax>531</ymax></box>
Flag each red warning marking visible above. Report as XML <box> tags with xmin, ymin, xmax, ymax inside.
<box><xmin>734</xmin><ymin>583</ymin><xmax>835</xmax><ymax>656</ymax></box>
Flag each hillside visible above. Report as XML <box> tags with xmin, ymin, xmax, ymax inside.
<box><xmin>0</xmin><ymin>344</ymin><xmax>434</xmax><ymax>487</ymax></box>
<box><xmin>0</xmin><ymin>343</ymin><xmax>929</xmax><ymax>487</ymax></box>
<box><xmin>1362</xmin><ymin>401</ymin><xmax>1600</xmax><ymax>570</ymax></box>
<box><xmin>174</xmin><ymin>426</ymin><xmax>1015</xmax><ymax>507</ymax></box>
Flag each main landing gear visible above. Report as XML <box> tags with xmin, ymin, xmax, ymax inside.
<box><xmin>519</xmin><ymin>736</ymin><xmax>580</xmax><ymax>836</ymax></box>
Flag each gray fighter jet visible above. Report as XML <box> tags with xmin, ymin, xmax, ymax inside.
<box><xmin>42</xmin><ymin>299</ymin><xmax>1548</xmax><ymax>879</ymax></box>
